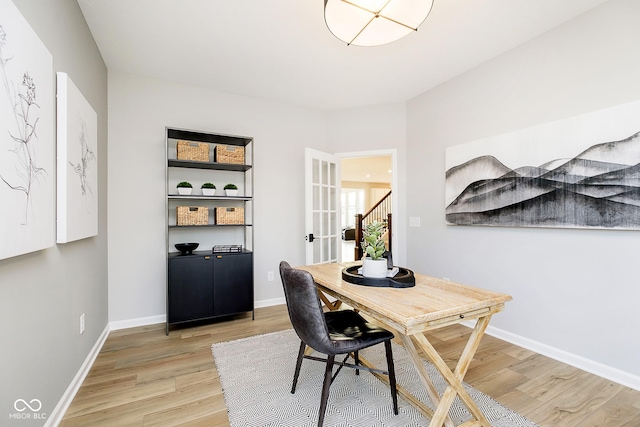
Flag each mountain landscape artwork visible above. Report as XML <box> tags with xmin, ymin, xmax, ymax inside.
<box><xmin>445</xmin><ymin>101</ymin><xmax>640</xmax><ymax>230</ymax></box>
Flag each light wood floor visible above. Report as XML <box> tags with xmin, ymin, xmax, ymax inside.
<box><xmin>60</xmin><ymin>305</ymin><xmax>640</xmax><ymax>426</ymax></box>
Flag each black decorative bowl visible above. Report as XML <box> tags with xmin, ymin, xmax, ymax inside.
<box><xmin>175</xmin><ymin>243</ymin><xmax>199</xmax><ymax>255</ymax></box>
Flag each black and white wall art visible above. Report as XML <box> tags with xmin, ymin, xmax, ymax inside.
<box><xmin>56</xmin><ymin>72</ymin><xmax>98</xmax><ymax>243</ymax></box>
<box><xmin>445</xmin><ymin>100</ymin><xmax>640</xmax><ymax>230</ymax></box>
<box><xmin>0</xmin><ymin>0</ymin><xmax>54</xmax><ymax>259</ymax></box>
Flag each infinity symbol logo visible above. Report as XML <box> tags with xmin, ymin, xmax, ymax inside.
<box><xmin>14</xmin><ymin>399</ymin><xmax>42</xmax><ymax>412</ymax></box>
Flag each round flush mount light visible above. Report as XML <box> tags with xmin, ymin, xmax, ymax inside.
<box><xmin>324</xmin><ymin>0</ymin><xmax>434</xmax><ymax>47</ymax></box>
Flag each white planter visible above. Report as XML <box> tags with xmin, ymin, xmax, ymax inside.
<box><xmin>177</xmin><ymin>187</ymin><xmax>192</xmax><ymax>195</ymax></box>
<box><xmin>225</xmin><ymin>189</ymin><xmax>238</xmax><ymax>196</ymax></box>
<box><xmin>362</xmin><ymin>257</ymin><xmax>388</xmax><ymax>278</ymax></box>
<box><xmin>202</xmin><ymin>188</ymin><xmax>216</xmax><ymax>196</ymax></box>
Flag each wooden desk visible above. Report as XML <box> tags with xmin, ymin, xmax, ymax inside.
<box><xmin>298</xmin><ymin>262</ymin><xmax>512</xmax><ymax>427</ymax></box>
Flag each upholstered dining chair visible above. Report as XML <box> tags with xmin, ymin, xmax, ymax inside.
<box><xmin>279</xmin><ymin>261</ymin><xmax>398</xmax><ymax>426</ymax></box>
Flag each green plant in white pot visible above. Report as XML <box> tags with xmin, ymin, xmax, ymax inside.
<box><xmin>361</xmin><ymin>221</ymin><xmax>387</xmax><ymax>278</ymax></box>
<box><xmin>177</xmin><ymin>181</ymin><xmax>193</xmax><ymax>195</ymax></box>
<box><xmin>201</xmin><ymin>182</ymin><xmax>216</xmax><ymax>196</ymax></box>
<box><xmin>224</xmin><ymin>183</ymin><xmax>238</xmax><ymax>196</ymax></box>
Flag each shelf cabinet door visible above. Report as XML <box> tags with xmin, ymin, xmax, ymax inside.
<box><xmin>168</xmin><ymin>255</ymin><xmax>214</xmax><ymax>324</ymax></box>
<box><xmin>213</xmin><ymin>252</ymin><xmax>254</xmax><ymax>316</ymax></box>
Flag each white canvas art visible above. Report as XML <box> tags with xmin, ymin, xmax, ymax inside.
<box><xmin>0</xmin><ymin>0</ymin><xmax>55</xmax><ymax>259</ymax></box>
<box><xmin>445</xmin><ymin>100</ymin><xmax>640</xmax><ymax>230</ymax></box>
<box><xmin>56</xmin><ymin>72</ymin><xmax>98</xmax><ymax>243</ymax></box>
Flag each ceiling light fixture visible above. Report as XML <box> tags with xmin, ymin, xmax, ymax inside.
<box><xmin>324</xmin><ymin>0</ymin><xmax>434</xmax><ymax>47</ymax></box>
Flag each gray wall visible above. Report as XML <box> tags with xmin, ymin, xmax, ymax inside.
<box><xmin>107</xmin><ymin>71</ymin><xmax>327</xmax><ymax>324</ymax></box>
<box><xmin>326</xmin><ymin>103</ymin><xmax>408</xmax><ymax>265</ymax></box>
<box><xmin>0</xmin><ymin>0</ymin><xmax>108</xmax><ymax>425</ymax></box>
<box><xmin>106</xmin><ymin>72</ymin><xmax>410</xmax><ymax>325</ymax></box>
<box><xmin>406</xmin><ymin>0</ymin><xmax>640</xmax><ymax>382</ymax></box>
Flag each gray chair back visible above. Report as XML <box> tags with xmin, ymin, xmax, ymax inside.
<box><xmin>279</xmin><ymin>261</ymin><xmax>335</xmax><ymax>354</ymax></box>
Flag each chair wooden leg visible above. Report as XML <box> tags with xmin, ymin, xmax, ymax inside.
<box><xmin>384</xmin><ymin>340</ymin><xmax>399</xmax><ymax>415</ymax></box>
<box><xmin>291</xmin><ymin>340</ymin><xmax>306</xmax><ymax>394</ymax></box>
<box><xmin>318</xmin><ymin>354</ymin><xmax>335</xmax><ymax>427</ymax></box>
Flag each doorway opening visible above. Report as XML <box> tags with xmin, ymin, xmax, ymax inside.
<box><xmin>340</xmin><ymin>154</ymin><xmax>393</xmax><ymax>262</ymax></box>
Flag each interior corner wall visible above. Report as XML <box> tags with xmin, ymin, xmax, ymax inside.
<box><xmin>107</xmin><ymin>71</ymin><xmax>326</xmax><ymax>324</ymax></box>
<box><xmin>0</xmin><ymin>0</ymin><xmax>108</xmax><ymax>425</ymax></box>
<box><xmin>406</xmin><ymin>0</ymin><xmax>640</xmax><ymax>383</ymax></box>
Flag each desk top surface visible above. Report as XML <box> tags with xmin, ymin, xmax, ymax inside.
<box><xmin>298</xmin><ymin>262</ymin><xmax>512</xmax><ymax>335</ymax></box>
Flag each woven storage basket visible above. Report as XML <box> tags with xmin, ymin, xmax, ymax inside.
<box><xmin>215</xmin><ymin>145</ymin><xmax>244</xmax><ymax>164</ymax></box>
<box><xmin>177</xmin><ymin>140</ymin><xmax>210</xmax><ymax>162</ymax></box>
<box><xmin>176</xmin><ymin>206</ymin><xmax>208</xmax><ymax>226</ymax></box>
<box><xmin>215</xmin><ymin>207</ymin><xmax>244</xmax><ymax>225</ymax></box>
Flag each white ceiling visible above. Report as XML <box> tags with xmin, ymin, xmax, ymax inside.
<box><xmin>77</xmin><ymin>0</ymin><xmax>608</xmax><ymax>111</ymax></box>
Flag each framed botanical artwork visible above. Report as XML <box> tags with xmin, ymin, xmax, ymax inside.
<box><xmin>0</xmin><ymin>0</ymin><xmax>55</xmax><ymax>259</ymax></box>
<box><xmin>56</xmin><ymin>72</ymin><xmax>98</xmax><ymax>243</ymax></box>
<box><xmin>446</xmin><ymin>100</ymin><xmax>640</xmax><ymax>230</ymax></box>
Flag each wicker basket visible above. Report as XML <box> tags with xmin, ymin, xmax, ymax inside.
<box><xmin>215</xmin><ymin>145</ymin><xmax>244</xmax><ymax>164</ymax></box>
<box><xmin>215</xmin><ymin>207</ymin><xmax>244</xmax><ymax>225</ymax></box>
<box><xmin>176</xmin><ymin>206</ymin><xmax>208</xmax><ymax>226</ymax></box>
<box><xmin>177</xmin><ymin>140</ymin><xmax>210</xmax><ymax>162</ymax></box>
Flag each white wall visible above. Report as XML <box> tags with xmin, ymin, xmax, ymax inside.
<box><xmin>406</xmin><ymin>0</ymin><xmax>640</xmax><ymax>385</ymax></box>
<box><xmin>0</xmin><ymin>0</ymin><xmax>108</xmax><ymax>424</ymax></box>
<box><xmin>107</xmin><ymin>71</ymin><xmax>327</xmax><ymax>323</ymax></box>
<box><xmin>327</xmin><ymin>103</ymin><xmax>407</xmax><ymax>264</ymax></box>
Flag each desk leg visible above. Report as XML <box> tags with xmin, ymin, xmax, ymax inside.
<box><xmin>400</xmin><ymin>335</ymin><xmax>455</xmax><ymax>427</ymax></box>
<box><xmin>413</xmin><ymin>315</ymin><xmax>492</xmax><ymax>427</ymax></box>
<box><xmin>317</xmin><ymin>289</ymin><xmax>342</xmax><ymax>311</ymax></box>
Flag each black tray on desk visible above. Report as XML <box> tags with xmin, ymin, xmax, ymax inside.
<box><xmin>342</xmin><ymin>265</ymin><xmax>415</xmax><ymax>288</ymax></box>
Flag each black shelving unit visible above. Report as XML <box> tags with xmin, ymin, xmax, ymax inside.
<box><xmin>165</xmin><ymin>127</ymin><xmax>254</xmax><ymax>333</ymax></box>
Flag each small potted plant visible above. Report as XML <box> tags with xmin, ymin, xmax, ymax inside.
<box><xmin>201</xmin><ymin>182</ymin><xmax>216</xmax><ymax>196</ymax></box>
<box><xmin>177</xmin><ymin>181</ymin><xmax>193</xmax><ymax>195</ymax></box>
<box><xmin>361</xmin><ymin>221</ymin><xmax>387</xmax><ymax>278</ymax></box>
<box><xmin>224</xmin><ymin>183</ymin><xmax>238</xmax><ymax>196</ymax></box>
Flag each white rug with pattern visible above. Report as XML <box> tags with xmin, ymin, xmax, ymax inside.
<box><xmin>211</xmin><ymin>329</ymin><xmax>539</xmax><ymax>427</ymax></box>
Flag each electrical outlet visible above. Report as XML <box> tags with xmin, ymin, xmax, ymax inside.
<box><xmin>80</xmin><ymin>313</ymin><xmax>85</xmax><ymax>334</ymax></box>
<box><xmin>267</xmin><ymin>271</ymin><xmax>274</xmax><ymax>282</ymax></box>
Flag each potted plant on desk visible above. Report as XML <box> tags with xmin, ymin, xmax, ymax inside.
<box><xmin>361</xmin><ymin>221</ymin><xmax>388</xmax><ymax>278</ymax></box>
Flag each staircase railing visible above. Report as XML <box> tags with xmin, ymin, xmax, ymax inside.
<box><xmin>354</xmin><ymin>190</ymin><xmax>392</xmax><ymax>260</ymax></box>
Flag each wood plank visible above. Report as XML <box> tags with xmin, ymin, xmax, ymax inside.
<box><xmin>574</xmin><ymin>387</ymin><xmax>640</xmax><ymax>427</ymax></box>
<box><xmin>526</xmin><ymin>374</ymin><xmax>625</xmax><ymax>426</ymax></box>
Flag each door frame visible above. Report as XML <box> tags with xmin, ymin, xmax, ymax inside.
<box><xmin>337</xmin><ymin>148</ymin><xmax>401</xmax><ymax>266</ymax></box>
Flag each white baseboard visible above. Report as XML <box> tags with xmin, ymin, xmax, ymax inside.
<box><xmin>45</xmin><ymin>324</ymin><xmax>110</xmax><ymax>427</ymax></box>
<box><xmin>110</xmin><ymin>314</ymin><xmax>166</xmax><ymax>331</ymax></box>
<box><xmin>255</xmin><ymin>297</ymin><xmax>285</xmax><ymax>308</ymax></box>
<box><xmin>108</xmin><ymin>298</ymin><xmax>285</xmax><ymax>331</ymax></box>
<box><xmin>481</xmin><ymin>323</ymin><xmax>640</xmax><ymax>392</ymax></box>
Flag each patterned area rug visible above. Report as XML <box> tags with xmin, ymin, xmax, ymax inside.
<box><xmin>211</xmin><ymin>329</ymin><xmax>539</xmax><ymax>427</ymax></box>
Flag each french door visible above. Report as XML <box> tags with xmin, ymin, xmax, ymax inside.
<box><xmin>304</xmin><ymin>148</ymin><xmax>341</xmax><ymax>264</ymax></box>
